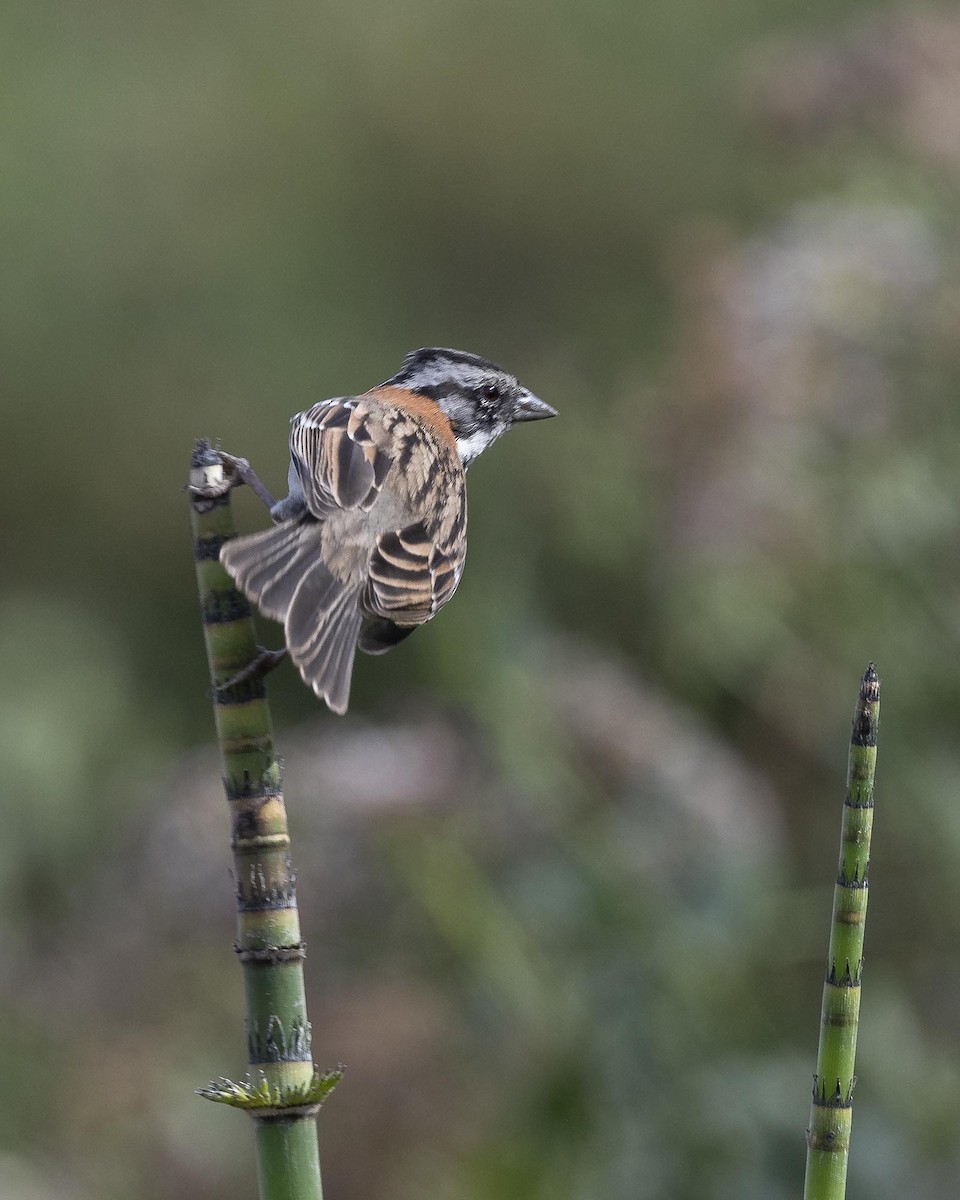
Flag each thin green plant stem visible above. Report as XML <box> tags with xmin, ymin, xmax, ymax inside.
<box><xmin>188</xmin><ymin>439</ymin><xmax>340</xmax><ymax>1200</ymax></box>
<box><xmin>804</xmin><ymin>663</ymin><xmax>880</xmax><ymax>1200</ymax></box>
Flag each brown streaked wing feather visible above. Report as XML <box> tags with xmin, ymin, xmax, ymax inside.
<box><xmin>290</xmin><ymin>398</ymin><xmax>391</xmax><ymax>518</ymax></box>
<box><xmin>363</xmin><ymin>518</ymin><xmax>465</xmax><ymax>627</ymax></box>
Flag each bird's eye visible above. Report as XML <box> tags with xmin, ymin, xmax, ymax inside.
<box><xmin>482</xmin><ymin>383</ymin><xmax>501</xmax><ymax>401</ymax></box>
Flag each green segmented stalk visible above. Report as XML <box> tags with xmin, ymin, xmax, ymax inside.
<box><xmin>188</xmin><ymin>440</ymin><xmax>340</xmax><ymax>1200</ymax></box>
<box><xmin>804</xmin><ymin>664</ymin><xmax>880</xmax><ymax>1200</ymax></box>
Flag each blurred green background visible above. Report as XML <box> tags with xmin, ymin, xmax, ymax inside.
<box><xmin>6</xmin><ymin>0</ymin><xmax>960</xmax><ymax>1196</ymax></box>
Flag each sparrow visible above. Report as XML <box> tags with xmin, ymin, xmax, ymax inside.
<box><xmin>219</xmin><ymin>347</ymin><xmax>556</xmax><ymax>713</ymax></box>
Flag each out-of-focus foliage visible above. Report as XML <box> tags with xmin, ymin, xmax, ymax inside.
<box><xmin>4</xmin><ymin>1</ymin><xmax>960</xmax><ymax>1197</ymax></box>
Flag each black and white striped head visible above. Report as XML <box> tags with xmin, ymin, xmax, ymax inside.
<box><xmin>386</xmin><ymin>347</ymin><xmax>556</xmax><ymax>467</ymax></box>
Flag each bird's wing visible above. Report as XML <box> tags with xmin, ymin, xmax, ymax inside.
<box><xmin>363</xmin><ymin>517</ymin><xmax>465</xmax><ymax>626</ymax></box>
<box><xmin>292</xmin><ymin>394</ymin><xmax>466</xmax><ymax>627</ymax></box>
<box><xmin>290</xmin><ymin>397</ymin><xmax>393</xmax><ymax>518</ymax></box>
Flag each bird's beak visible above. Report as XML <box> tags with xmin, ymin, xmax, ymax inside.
<box><xmin>513</xmin><ymin>391</ymin><xmax>558</xmax><ymax>422</ymax></box>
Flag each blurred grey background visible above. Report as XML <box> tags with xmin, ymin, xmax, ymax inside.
<box><xmin>5</xmin><ymin>2</ymin><xmax>960</xmax><ymax>1197</ymax></box>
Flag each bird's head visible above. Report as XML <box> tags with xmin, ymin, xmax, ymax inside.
<box><xmin>387</xmin><ymin>347</ymin><xmax>556</xmax><ymax>466</ymax></box>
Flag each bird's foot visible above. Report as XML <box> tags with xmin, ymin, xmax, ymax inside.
<box><xmin>217</xmin><ymin>452</ymin><xmax>279</xmax><ymax>513</ymax></box>
<box><xmin>187</xmin><ymin>442</ymin><xmax>277</xmax><ymax>511</ymax></box>
<box><xmin>216</xmin><ymin>646</ymin><xmax>289</xmax><ymax>696</ymax></box>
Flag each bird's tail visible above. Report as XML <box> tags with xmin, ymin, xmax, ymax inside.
<box><xmin>220</xmin><ymin>522</ymin><xmax>362</xmax><ymax>715</ymax></box>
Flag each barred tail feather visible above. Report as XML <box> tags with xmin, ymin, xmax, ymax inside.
<box><xmin>220</xmin><ymin>521</ymin><xmax>320</xmax><ymax>624</ymax></box>
<box><xmin>220</xmin><ymin>521</ymin><xmax>362</xmax><ymax>714</ymax></box>
<box><xmin>286</xmin><ymin>561</ymin><xmax>363</xmax><ymax>715</ymax></box>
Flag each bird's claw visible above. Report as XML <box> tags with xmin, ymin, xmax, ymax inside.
<box><xmin>217</xmin><ymin>451</ymin><xmax>253</xmax><ymax>485</ymax></box>
<box><xmin>187</xmin><ymin>447</ymin><xmax>275</xmax><ymax>509</ymax></box>
<box><xmin>187</xmin><ymin>439</ymin><xmax>232</xmax><ymax>499</ymax></box>
<box><xmin>214</xmin><ymin>452</ymin><xmax>279</xmax><ymax>512</ymax></box>
<box><xmin>215</xmin><ymin>647</ymin><xmax>289</xmax><ymax>697</ymax></box>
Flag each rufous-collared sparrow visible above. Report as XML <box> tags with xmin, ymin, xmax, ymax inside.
<box><xmin>219</xmin><ymin>348</ymin><xmax>556</xmax><ymax>713</ymax></box>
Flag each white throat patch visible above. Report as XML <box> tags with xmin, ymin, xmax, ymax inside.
<box><xmin>454</xmin><ymin>427</ymin><xmax>503</xmax><ymax>467</ymax></box>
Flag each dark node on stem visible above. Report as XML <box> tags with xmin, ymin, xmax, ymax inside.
<box><xmin>195</xmin><ymin>533</ymin><xmax>229</xmax><ymax>561</ymax></box>
<box><xmin>837</xmin><ymin>864</ymin><xmax>868</xmax><ymax>888</ymax></box>
<box><xmin>202</xmin><ymin>590</ymin><xmax>252</xmax><ymax>624</ymax></box>
<box><xmin>236</xmin><ymin>943</ymin><xmax>307</xmax><ymax>964</ymax></box>
<box><xmin>248</xmin><ymin>1014</ymin><xmax>313</xmax><ymax>1063</ymax></box>
<box><xmin>825</xmin><ymin>958</ymin><xmax>861</xmax><ymax>987</ymax></box>
<box><xmin>851</xmin><ymin>662</ymin><xmax>880</xmax><ymax>746</ymax></box>
<box><xmin>223</xmin><ymin>765</ymin><xmax>284</xmax><ymax>802</ymax></box>
<box><xmin>236</xmin><ymin>861</ymin><xmax>298</xmax><ymax>911</ymax></box>
<box><xmin>214</xmin><ymin>675</ymin><xmax>268</xmax><ymax>706</ymax></box>
<box><xmin>232</xmin><ymin>810</ymin><xmax>285</xmax><ymax>846</ymax></box>
<box><xmin>810</xmin><ymin>1075</ymin><xmax>855</xmax><ymax>1108</ymax></box>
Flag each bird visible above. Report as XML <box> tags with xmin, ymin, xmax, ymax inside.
<box><xmin>219</xmin><ymin>347</ymin><xmax>556</xmax><ymax>714</ymax></box>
